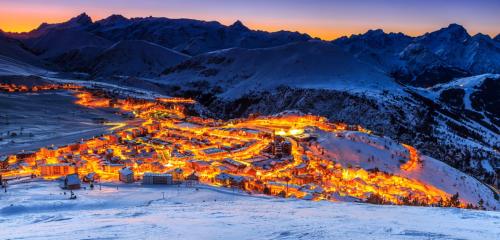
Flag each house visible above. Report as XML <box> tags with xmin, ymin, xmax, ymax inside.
<box><xmin>101</xmin><ymin>163</ymin><xmax>125</xmax><ymax>174</ymax></box>
<box><xmin>39</xmin><ymin>163</ymin><xmax>75</xmax><ymax>177</ymax></box>
<box><xmin>83</xmin><ymin>172</ymin><xmax>98</xmax><ymax>183</ymax></box>
<box><xmin>222</xmin><ymin>158</ymin><xmax>246</xmax><ymax>171</ymax></box>
<box><xmin>166</xmin><ymin>168</ymin><xmax>184</xmax><ymax>182</ymax></box>
<box><xmin>0</xmin><ymin>155</ymin><xmax>8</xmax><ymax>170</ymax></box>
<box><xmin>119</xmin><ymin>167</ymin><xmax>134</xmax><ymax>183</ymax></box>
<box><xmin>142</xmin><ymin>172</ymin><xmax>173</xmax><ymax>185</ymax></box>
<box><xmin>243</xmin><ymin>166</ymin><xmax>257</xmax><ymax>177</ymax></box>
<box><xmin>185</xmin><ymin>172</ymin><xmax>200</xmax><ymax>187</ymax></box>
<box><xmin>59</xmin><ymin>174</ymin><xmax>81</xmax><ymax>190</ymax></box>
<box><xmin>190</xmin><ymin>160</ymin><xmax>211</xmax><ymax>171</ymax></box>
<box><xmin>215</xmin><ymin>173</ymin><xmax>246</xmax><ymax>188</ymax></box>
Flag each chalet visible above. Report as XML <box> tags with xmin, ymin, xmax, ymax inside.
<box><xmin>187</xmin><ymin>161</ymin><xmax>209</xmax><ymax>174</ymax></box>
<box><xmin>186</xmin><ymin>172</ymin><xmax>200</xmax><ymax>185</ymax></box>
<box><xmin>101</xmin><ymin>163</ymin><xmax>125</xmax><ymax>174</ymax></box>
<box><xmin>293</xmin><ymin>163</ymin><xmax>308</xmax><ymax>175</ymax></box>
<box><xmin>0</xmin><ymin>156</ymin><xmax>8</xmax><ymax>170</ymax></box>
<box><xmin>243</xmin><ymin>166</ymin><xmax>257</xmax><ymax>177</ymax></box>
<box><xmin>83</xmin><ymin>172</ymin><xmax>98</xmax><ymax>183</ymax></box>
<box><xmin>59</xmin><ymin>174</ymin><xmax>81</xmax><ymax>190</ymax></box>
<box><xmin>266</xmin><ymin>181</ymin><xmax>304</xmax><ymax>197</ymax></box>
<box><xmin>166</xmin><ymin>168</ymin><xmax>184</xmax><ymax>182</ymax></box>
<box><xmin>16</xmin><ymin>151</ymin><xmax>37</xmax><ymax>164</ymax></box>
<box><xmin>119</xmin><ymin>167</ymin><xmax>134</xmax><ymax>183</ymax></box>
<box><xmin>151</xmin><ymin>162</ymin><xmax>165</xmax><ymax>172</ymax></box>
<box><xmin>142</xmin><ymin>172</ymin><xmax>173</xmax><ymax>185</ymax></box>
<box><xmin>40</xmin><ymin>163</ymin><xmax>75</xmax><ymax>177</ymax></box>
<box><xmin>215</xmin><ymin>173</ymin><xmax>246</xmax><ymax>188</ymax></box>
<box><xmin>222</xmin><ymin>158</ymin><xmax>246</xmax><ymax>171</ymax></box>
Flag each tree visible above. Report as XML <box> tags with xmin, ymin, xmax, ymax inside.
<box><xmin>366</xmin><ymin>193</ymin><xmax>387</xmax><ymax>205</ymax></box>
<box><xmin>263</xmin><ymin>186</ymin><xmax>271</xmax><ymax>195</ymax></box>
<box><xmin>449</xmin><ymin>192</ymin><xmax>461</xmax><ymax>208</ymax></box>
<box><xmin>477</xmin><ymin>199</ymin><xmax>485</xmax><ymax>210</ymax></box>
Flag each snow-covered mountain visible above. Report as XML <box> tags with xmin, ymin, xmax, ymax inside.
<box><xmin>0</xmin><ymin>31</ymin><xmax>46</xmax><ymax>68</ymax></box>
<box><xmin>8</xmin><ymin>13</ymin><xmax>311</xmax><ymax>57</ymax></box>
<box><xmin>160</xmin><ymin>40</ymin><xmax>401</xmax><ymax>99</ymax></box>
<box><xmin>413</xmin><ymin>24</ymin><xmax>500</xmax><ymax>75</ymax></box>
<box><xmin>332</xmin><ymin>29</ymin><xmax>413</xmax><ymax>72</ymax></box>
<box><xmin>333</xmin><ymin>24</ymin><xmax>500</xmax><ymax>87</ymax></box>
<box><xmin>88</xmin><ymin>15</ymin><xmax>312</xmax><ymax>55</ymax></box>
<box><xmin>88</xmin><ymin>40</ymin><xmax>189</xmax><ymax>77</ymax></box>
<box><xmin>24</xmin><ymin>28</ymin><xmax>112</xmax><ymax>59</ymax></box>
<box><xmin>424</xmin><ymin>74</ymin><xmax>499</xmax><ymax>126</ymax></box>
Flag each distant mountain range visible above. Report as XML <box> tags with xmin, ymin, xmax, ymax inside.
<box><xmin>0</xmin><ymin>13</ymin><xmax>498</xmax><ymax>188</ymax></box>
<box><xmin>2</xmin><ymin>13</ymin><xmax>499</xmax><ymax>86</ymax></box>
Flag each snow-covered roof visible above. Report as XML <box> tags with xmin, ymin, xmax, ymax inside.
<box><xmin>65</xmin><ymin>174</ymin><xmax>81</xmax><ymax>185</ymax></box>
<box><xmin>143</xmin><ymin>172</ymin><xmax>172</xmax><ymax>177</ymax></box>
<box><xmin>119</xmin><ymin>167</ymin><xmax>133</xmax><ymax>175</ymax></box>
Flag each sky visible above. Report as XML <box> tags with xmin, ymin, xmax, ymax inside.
<box><xmin>0</xmin><ymin>0</ymin><xmax>498</xmax><ymax>40</ymax></box>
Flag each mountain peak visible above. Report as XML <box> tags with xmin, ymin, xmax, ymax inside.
<box><xmin>494</xmin><ymin>34</ymin><xmax>500</xmax><ymax>42</ymax></box>
<box><xmin>99</xmin><ymin>14</ymin><xmax>128</xmax><ymax>25</ymax></box>
<box><xmin>229</xmin><ymin>20</ymin><xmax>249</xmax><ymax>31</ymax></box>
<box><xmin>472</xmin><ymin>33</ymin><xmax>491</xmax><ymax>40</ymax></box>
<box><xmin>420</xmin><ymin>23</ymin><xmax>470</xmax><ymax>43</ymax></box>
<box><xmin>440</xmin><ymin>23</ymin><xmax>469</xmax><ymax>36</ymax></box>
<box><xmin>365</xmin><ymin>29</ymin><xmax>385</xmax><ymax>36</ymax></box>
<box><xmin>68</xmin><ymin>12</ymin><xmax>93</xmax><ymax>25</ymax></box>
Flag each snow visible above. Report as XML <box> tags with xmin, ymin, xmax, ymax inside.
<box><xmin>1</xmin><ymin>181</ymin><xmax>499</xmax><ymax>240</ymax></box>
<box><xmin>90</xmin><ymin>40</ymin><xmax>190</xmax><ymax>77</ymax></box>
<box><xmin>314</xmin><ymin>131</ymin><xmax>499</xmax><ymax>210</ymax></box>
<box><xmin>160</xmin><ymin>41</ymin><xmax>404</xmax><ymax>99</ymax></box>
<box><xmin>424</xmin><ymin>73</ymin><xmax>500</xmax><ymax>110</ymax></box>
<box><xmin>0</xmin><ymin>55</ymin><xmax>51</xmax><ymax>76</ymax></box>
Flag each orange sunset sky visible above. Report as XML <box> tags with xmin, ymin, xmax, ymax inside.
<box><xmin>0</xmin><ymin>0</ymin><xmax>498</xmax><ymax>40</ymax></box>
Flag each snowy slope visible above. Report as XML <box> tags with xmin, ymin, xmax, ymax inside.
<box><xmin>425</xmin><ymin>74</ymin><xmax>500</xmax><ymax>110</ymax></box>
<box><xmin>0</xmin><ymin>55</ymin><xmax>51</xmax><ymax>76</ymax></box>
<box><xmin>419</xmin><ymin>73</ymin><xmax>500</xmax><ymax>131</ymax></box>
<box><xmin>24</xmin><ymin>28</ymin><xmax>112</xmax><ymax>59</ymax></box>
<box><xmin>0</xmin><ymin>33</ymin><xmax>46</xmax><ymax>68</ymax></box>
<box><xmin>160</xmin><ymin>40</ymin><xmax>403</xmax><ymax>99</ymax></box>
<box><xmin>89</xmin><ymin>40</ymin><xmax>190</xmax><ymax>77</ymax></box>
<box><xmin>315</xmin><ymin>131</ymin><xmax>499</xmax><ymax>209</ymax></box>
<box><xmin>1</xmin><ymin>181</ymin><xmax>499</xmax><ymax>240</ymax></box>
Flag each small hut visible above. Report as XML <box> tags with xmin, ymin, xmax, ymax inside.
<box><xmin>119</xmin><ymin>167</ymin><xmax>134</xmax><ymax>183</ymax></box>
<box><xmin>59</xmin><ymin>173</ymin><xmax>81</xmax><ymax>190</ymax></box>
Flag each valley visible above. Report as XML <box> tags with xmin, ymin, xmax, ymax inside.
<box><xmin>1</xmin><ymin>82</ymin><xmax>497</xmax><ymax>210</ymax></box>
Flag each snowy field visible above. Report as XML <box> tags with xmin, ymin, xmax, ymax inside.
<box><xmin>0</xmin><ymin>91</ymin><xmax>125</xmax><ymax>155</ymax></box>
<box><xmin>1</xmin><ymin>181</ymin><xmax>499</xmax><ymax>240</ymax></box>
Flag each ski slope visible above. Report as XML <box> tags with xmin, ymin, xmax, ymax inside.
<box><xmin>0</xmin><ymin>181</ymin><xmax>499</xmax><ymax>240</ymax></box>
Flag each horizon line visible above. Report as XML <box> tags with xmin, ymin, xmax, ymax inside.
<box><xmin>1</xmin><ymin>12</ymin><xmax>498</xmax><ymax>41</ymax></box>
